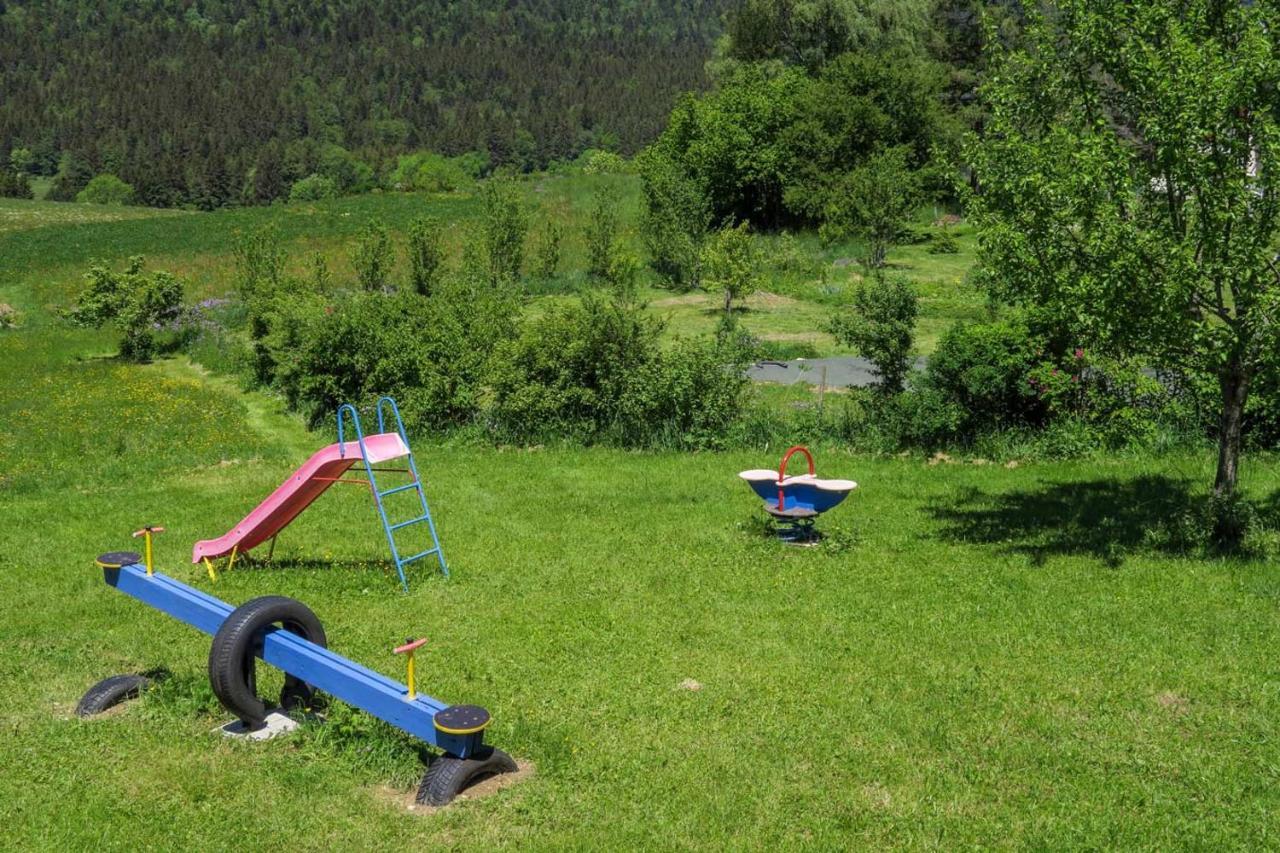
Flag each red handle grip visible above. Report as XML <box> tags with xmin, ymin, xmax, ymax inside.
<box><xmin>776</xmin><ymin>446</ymin><xmax>815</xmax><ymax>508</ymax></box>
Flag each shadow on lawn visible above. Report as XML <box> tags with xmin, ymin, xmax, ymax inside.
<box><xmin>928</xmin><ymin>474</ymin><xmax>1202</xmax><ymax>567</ymax></box>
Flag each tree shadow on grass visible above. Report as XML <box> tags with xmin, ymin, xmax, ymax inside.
<box><xmin>927</xmin><ymin>474</ymin><xmax>1200</xmax><ymax>567</ymax></box>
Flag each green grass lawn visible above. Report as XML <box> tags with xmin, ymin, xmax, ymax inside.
<box><xmin>5</xmin><ymin>192</ymin><xmax>1277</xmax><ymax>848</ymax></box>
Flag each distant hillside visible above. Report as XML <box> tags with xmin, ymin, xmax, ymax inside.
<box><xmin>0</xmin><ymin>0</ymin><xmax>728</xmax><ymax>201</ymax></box>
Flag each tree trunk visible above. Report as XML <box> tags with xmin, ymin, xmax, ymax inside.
<box><xmin>724</xmin><ymin>287</ymin><xmax>733</xmax><ymax>315</ymax></box>
<box><xmin>1214</xmin><ymin>361</ymin><xmax>1250</xmax><ymax>497</ymax></box>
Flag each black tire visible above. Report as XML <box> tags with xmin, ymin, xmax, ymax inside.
<box><xmin>415</xmin><ymin>746</ymin><xmax>518</xmax><ymax>807</ymax></box>
<box><xmin>207</xmin><ymin>595</ymin><xmax>326</xmax><ymax>728</ymax></box>
<box><xmin>76</xmin><ymin>673</ymin><xmax>151</xmax><ymax>717</ymax></box>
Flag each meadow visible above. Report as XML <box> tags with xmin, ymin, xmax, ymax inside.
<box><xmin>3</xmin><ymin>190</ymin><xmax>1279</xmax><ymax>849</ymax></box>
<box><xmin>0</xmin><ymin>173</ymin><xmax>982</xmax><ymax>357</ymax></box>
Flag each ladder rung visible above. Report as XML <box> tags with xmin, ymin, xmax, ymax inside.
<box><xmin>389</xmin><ymin>515</ymin><xmax>429</xmax><ymax>531</ymax></box>
<box><xmin>378</xmin><ymin>482</ymin><xmax>420</xmax><ymax>498</ymax></box>
<box><xmin>400</xmin><ymin>547</ymin><xmax>439</xmax><ymax>565</ymax></box>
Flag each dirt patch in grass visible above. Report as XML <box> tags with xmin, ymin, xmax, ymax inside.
<box><xmin>747</xmin><ymin>290</ymin><xmax>799</xmax><ymax>309</ymax></box>
<box><xmin>759</xmin><ymin>331</ymin><xmax>824</xmax><ymax>342</ymax></box>
<box><xmin>651</xmin><ymin>293</ymin><xmax>711</xmax><ymax>308</ymax></box>
<box><xmin>1155</xmin><ymin>691</ymin><xmax>1190</xmax><ymax>716</ymax></box>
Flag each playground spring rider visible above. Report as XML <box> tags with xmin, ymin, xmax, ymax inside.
<box><xmin>80</xmin><ymin>544</ymin><xmax>517</xmax><ymax>806</ymax></box>
<box><xmin>191</xmin><ymin>397</ymin><xmax>446</xmax><ymax>591</ymax></box>
<box><xmin>738</xmin><ymin>445</ymin><xmax>857</xmax><ymax>542</ymax></box>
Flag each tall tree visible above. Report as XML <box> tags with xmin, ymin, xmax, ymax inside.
<box><xmin>968</xmin><ymin>0</ymin><xmax>1280</xmax><ymax>500</ymax></box>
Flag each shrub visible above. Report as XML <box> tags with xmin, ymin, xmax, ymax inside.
<box><xmin>637</xmin><ymin>149</ymin><xmax>710</xmax><ymax>290</ymax></box>
<box><xmin>921</xmin><ymin>317</ymin><xmax>1047</xmax><ymax>436</ymax></box>
<box><xmin>928</xmin><ymin>227</ymin><xmax>960</xmax><ymax>254</ymax></box>
<box><xmin>317</xmin><ymin>144</ymin><xmax>374</xmax><ymax>194</ymax></box>
<box><xmin>289</xmin><ymin>174</ymin><xmax>338</xmax><ymax>202</ymax></box>
<box><xmin>585</xmin><ymin>186</ymin><xmax>621</xmax><ymax>279</ymax></box>
<box><xmin>819</xmin><ymin>147</ymin><xmax>920</xmax><ymax>267</ymax></box>
<box><xmin>489</xmin><ymin>292</ymin><xmax>751</xmax><ymax>447</ymax></box>
<box><xmin>351</xmin><ymin>221</ymin><xmax>394</xmax><ymax>292</ymax></box>
<box><xmin>0</xmin><ymin>169</ymin><xmax>33</xmax><ymax>199</ymax></box>
<box><xmin>578</xmin><ymin>149</ymin><xmax>630</xmax><ymax>174</ymax></box>
<box><xmin>533</xmin><ymin>220</ymin><xmax>563</xmax><ymax>280</ymax></box>
<box><xmin>702</xmin><ymin>222</ymin><xmax>761</xmax><ymax>315</ymax></box>
<box><xmin>388</xmin><ymin>150</ymin><xmax>489</xmax><ymax>192</ymax></box>
<box><xmin>70</xmin><ymin>256</ymin><xmax>183</xmax><ymax>361</ymax></box>
<box><xmin>407</xmin><ymin>217</ymin><xmax>446</xmax><ymax>296</ymax></box>
<box><xmin>828</xmin><ymin>269</ymin><xmax>917</xmax><ymax>393</ymax></box>
<box><xmin>76</xmin><ymin>173</ymin><xmax>134</xmax><ymax>205</ymax></box>
<box><xmin>479</xmin><ymin>178</ymin><xmax>528</xmax><ymax>285</ymax></box>
<box><xmin>267</xmin><ymin>281</ymin><xmax>517</xmax><ymax>430</ymax></box>
<box><xmin>233</xmin><ymin>226</ymin><xmax>288</xmax><ymax>382</ymax></box>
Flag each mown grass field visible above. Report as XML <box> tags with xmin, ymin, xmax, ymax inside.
<box><xmin>4</xmin><ymin>192</ymin><xmax>1280</xmax><ymax>848</ymax></box>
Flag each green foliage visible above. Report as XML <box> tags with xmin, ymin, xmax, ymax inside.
<box><xmin>350</xmin><ymin>221</ymin><xmax>394</xmax><ymax>292</ymax></box>
<box><xmin>819</xmin><ymin>147</ymin><xmax>920</xmax><ymax>266</ymax></box>
<box><xmin>645</xmin><ymin>49</ymin><xmax>946</xmax><ymax>231</ymax></box>
<box><xmin>780</xmin><ymin>50</ymin><xmax>949</xmax><ymax>220</ymax></box>
<box><xmin>46</xmin><ymin>152</ymin><xmax>93</xmax><ymax>201</ymax></box>
<box><xmin>637</xmin><ymin>148</ymin><xmax>711</xmax><ymax>289</ymax></box>
<box><xmin>0</xmin><ymin>169</ymin><xmax>33</xmax><ymax>199</ymax></box>
<box><xmin>316</xmin><ymin>144</ymin><xmax>374</xmax><ymax>194</ymax></box>
<box><xmin>265</xmin><ymin>282</ymin><xmax>517</xmax><ymax>430</ymax></box>
<box><xmin>927</xmin><ymin>226</ymin><xmax>959</xmax><ymax>254</ymax></box>
<box><xmin>69</xmin><ymin>256</ymin><xmax>182</xmax><ymax>361</ymax></box>
<box><xmin>479</xmin><ymin>178</ymin><xmax>528</xmax><ymax>286</ymax></box>
<box><xmin>829</xmin><ymin>269</ymin><xmax>917</xmax><ymax>393</ymax></box>
<box><xmin>250</xmin><ymin>142</ymin><xmax>286</xmax><ymax>204</ymax></box>
<box><xmin>585</xmin><ymin>186</ymin><xmax>622</xmax><ymax>279</ymax></box>
<box><xmin>388</xmin><ymin>151</ymin><xmax>486</xmax><ymax>193</ymax></box>
<box><xmin>533</xmin><ymin>219</ymin><xmax>563</xmax><ymax>280</ymax></box>
<box><xmin>722</xmin><ymin>0</ymin><xmax>936</xmax><ymax>72</ymax></box>
<box><xmin>76</xmin><ymin>173</ymin><xmax>134</xmax><ymax>205</ymax></box>
<box><xmin>233</xmin><ymin>225</ymin><xmax>287</xmax><ymax>381</ymax></box>
<box><xmin>406</xmin><ymin>216</ymin><xmax>446</xmax><ymax>296</ymax></box>
<box><xmin>288</xmin><ymin>174</ymin><xmax>338</xmax><ymax>202</ymax></box>
<box><xmin>577</xmin><ymin>149</ymin><xmax>630</xmax><ymax>175</ymax></box>
<box><xmin>0</xmin><ymin>4</ymin><xmax>726</xmax><ymax>206</ymax></box>
<box><xmin>922</xmin><ymin>317</ymin><xmax>1047</xmax><ymax>436</ymax></box>
<box><xmin>489</xmin><ymin>291</ymin><xmax>752</xmax><ymax>448</ymax></box>
<box><xmin>8</xmin><ymin>147</ymin><xmax>33</xmax><ymax>174</ymax></box>
<box><xmin>966</xmin><ymin>0</ymin><xmax>1280</xmax><ymax>497</ymax></box>
<box><xmin>702</xmin><ymin>222</ymin><xmax>761</xmax><ymax>315</ymax></box>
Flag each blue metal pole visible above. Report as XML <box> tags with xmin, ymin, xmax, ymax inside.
<box><xmin>102</xmin><ymin>562</ymin><xmax>483</xmax><ymax>757</ymax></box>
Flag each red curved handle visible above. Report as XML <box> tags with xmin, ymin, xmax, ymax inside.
<box><xmin>777</xmin><ymin>446</ymin><xmax>815</xmax><ymax>508</ymax></box>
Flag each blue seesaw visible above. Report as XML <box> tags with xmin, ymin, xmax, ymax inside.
<box><xmin>79</xmin><ymin>539</ymin><xmax>516</xmax><ymax>806</ymax></box>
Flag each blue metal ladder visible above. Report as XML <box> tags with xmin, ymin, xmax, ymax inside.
<box><xmin>337</xmin><ymin>397</ymin><xmax>448</xmax><ymax>591</ymax></box>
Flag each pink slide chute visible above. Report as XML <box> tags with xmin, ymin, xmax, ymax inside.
<box><xmin>191</xmin><ymin>432</ymin><xmax>410</xmax><ymax>563</ymax></box>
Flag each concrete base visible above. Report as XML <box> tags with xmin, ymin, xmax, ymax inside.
<box><xmin>217</xmin><ymin>710</ymin><xmax>299</xmax><ymax>741</ymax></box>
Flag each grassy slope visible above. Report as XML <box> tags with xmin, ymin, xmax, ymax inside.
<box><xmin>4</xmin><ymin>196</ymin><xmax>1279</xmax><ymax>849</ymax></box>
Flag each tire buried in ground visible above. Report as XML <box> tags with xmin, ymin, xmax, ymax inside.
<box><xmin>416</xmin><ymin>746</ymin><xmax>519</xmax><ymax>807</ymax></box>
<box><xmin>207</xmin><ymin>595</ymin><xmax>327</xmax><ymax>728</ymax></box>
<box><xmin>76</xmin><ymin>673</ymin><xmax>152</xmax><ymax>717</ymax></box>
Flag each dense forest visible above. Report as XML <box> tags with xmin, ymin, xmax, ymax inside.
<box><xmin>0</xmin><ymin>0</ymin><xmax>730</xmax><ymax>205</ymax></box>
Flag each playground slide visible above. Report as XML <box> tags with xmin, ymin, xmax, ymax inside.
<box><xmin>191</xmin><ymin>432</ymin><xmax>410</xmax><ymax>563</ymax></box>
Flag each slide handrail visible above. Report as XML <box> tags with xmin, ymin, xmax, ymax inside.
<box><xmin>375</xmin><ymin>396</ymin><xmax>409</xmax><ymax>445</ymax></box>
<box><xmin>336</xmin><ymin>403</ymin><xmax>370</xmax><ymax>462</ymax></box>
<box><xmin>777</xmin><ymin>445</ymin><xmax>815</xmax><ymax>509</ymax></box>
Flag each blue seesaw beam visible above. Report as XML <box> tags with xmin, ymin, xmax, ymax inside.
<box><xmin>102</xmin><ymin>562</ymin><xmax>484</xmax><ymax>757</ymax></box>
